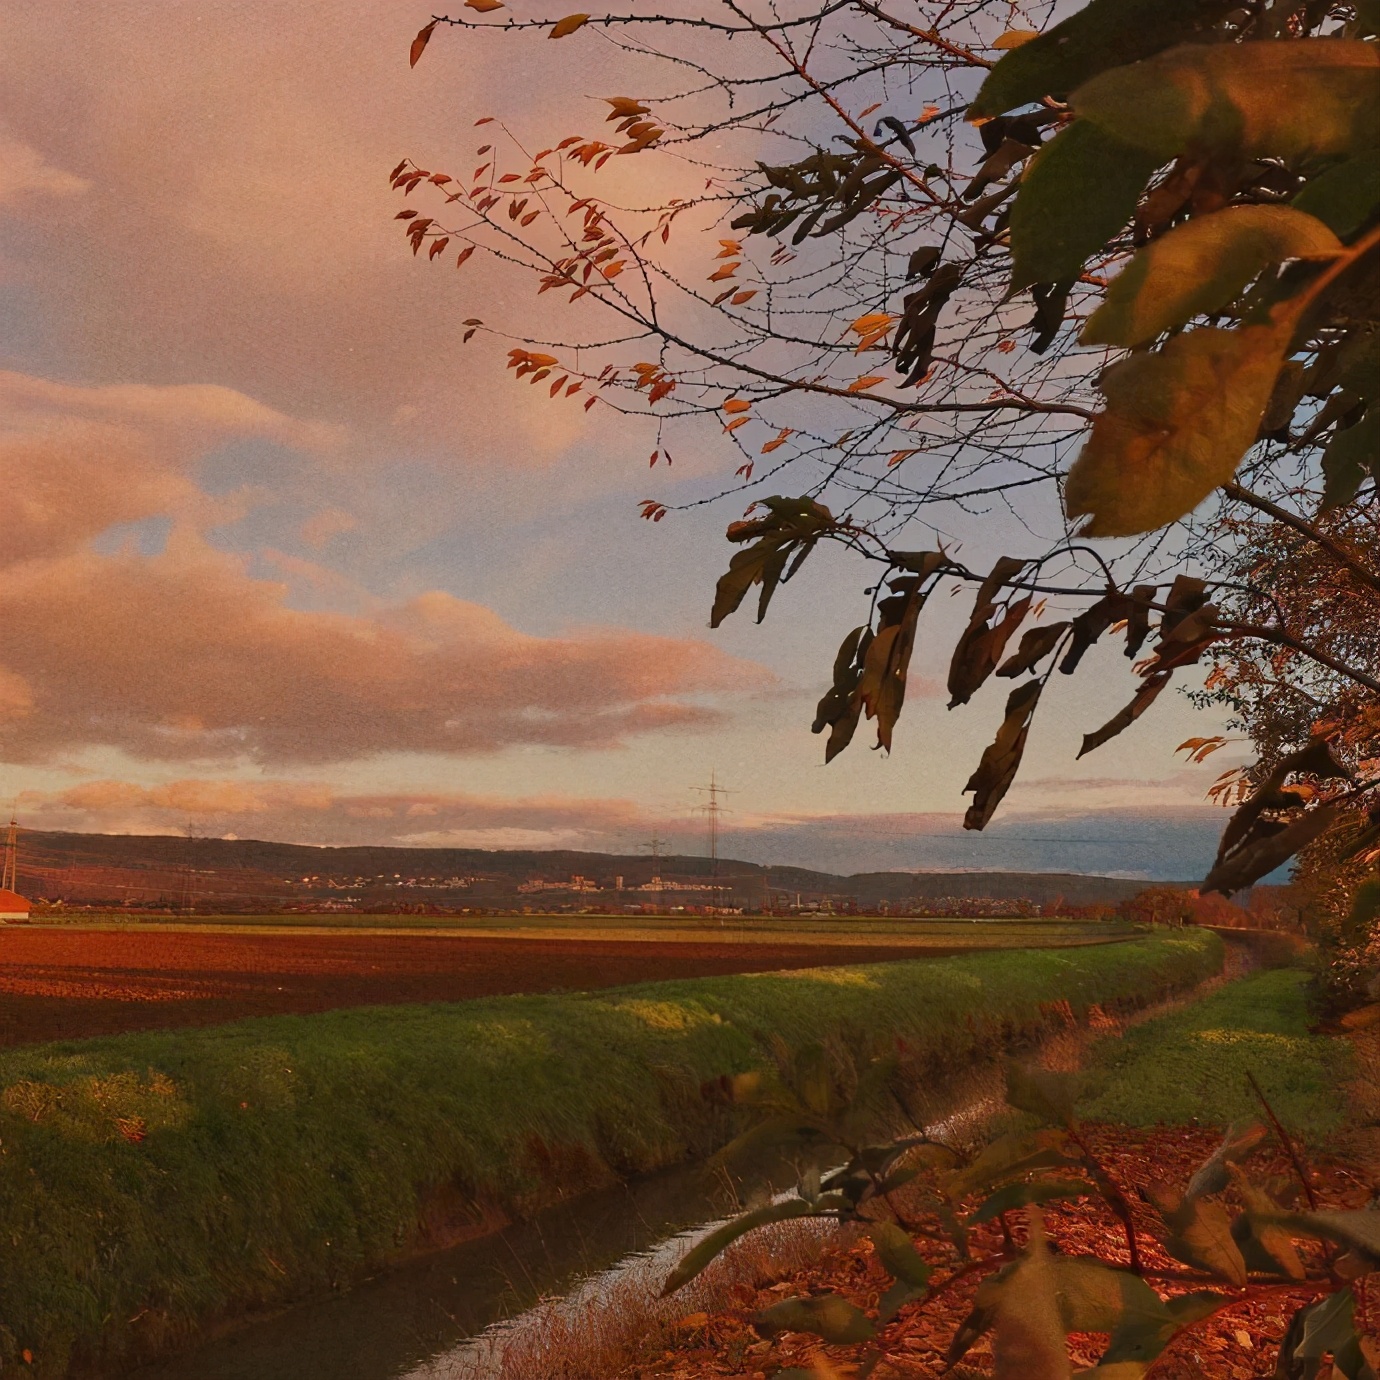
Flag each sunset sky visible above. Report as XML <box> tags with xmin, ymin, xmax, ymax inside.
<box><xmin>0</xmin><ymin>1</ymin><xmax>1239</xmax><ymax>878</ymax></box>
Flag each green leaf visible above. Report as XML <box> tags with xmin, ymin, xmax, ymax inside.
<box><xmin>1288</xmin><ymin>1289</ymin><xmax>1358</xmax><ymax>1364</ymax></box>
<box><xmin>1163</xmin><ymin>1199</ymin><xmax>1248</xmax><ymax>1285</ymax></box>
<box><xmin>751</xmin><ymin>1293</ymin><xmax>877</xmax><ymax>1344</ymax></box>
<box><xmin>1009</xmin><ymin>121</ymin><xmax>1162</xmax><ymax>290</ymax></box>
<box><xmin>1082</xmin><ymin>207</ymin><xmax>1341</xmax><ymax>348</ymax></box>
<box><xmin>1071</xmin><ymin>39</ymin><xmax>1380</xmax><ymax>164</ymax></box>
<box><xmin>968</xmin><ymin>0</ymin><xmax>1237</xmax><ymax>118</ymax></box>
<box><xmin>870</xmin><ymin>1220</ymin><xmax>934</xmax><ymax>1289</ymax></box>
<box><xmin>661</xmin><ymin>1198</ymin><xmax>816</xmax><ymax>1295</ymax></box>
<box><xmin>991</xmin><ymin>1216</ymin><xmax>1071</xmax><ymax>1379</ymax></box>
<box><xmin>1102</xmin><ymin>1288</ymin><xmax>1224</xmax><ymax>1366</ymax></box>
<box><xmin>1053</xmin><ymin>1257</ymin><xmax>1169</xmax><ymax>1336</ymax></box>
<box><xmin>1065</xmin><ymin>323</ymin><xmax>1290</xmax><ymax>538</ymax></box>
<box><xmin>878</xmin><ymin>1277</ymin><xmax>928</xmax><ymax>1324</ymax></box>
<box><xmin>970</xmin><ymin>1179</ymin><xmax>1094</xmax><ymax>1225</ymax></box>
<box><xmin>1263</xmin><ymin>1210</ymin><xmax>1380</xmax><ymax>1260</ymax></box>
<box><xmin>947</xmin><ymin>1130</ymin><xmax>1079</xmax><ymax>1199</ymax></box>
<box><xmin>1004</xmin><ymin>1061</ymin><xmax>1083</xmax><ymax>1127</ymax></box>
<box><xmin>1322</xmin><ymin>409</ymin><xmax>1380</xmax><ymax>510</ymax></box>
<box><xmin>1293</xmin><ymin>148</ymin><xmax>1380</xmax><ymax>238</ymax></box>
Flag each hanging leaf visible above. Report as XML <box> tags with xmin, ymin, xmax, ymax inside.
<box><xmin>969</xmin><ymin>0</ymin><xmax>1238</xmax><ymax>118</ymax></box>
<box><xmin>465</xmin><ymin>0</ymin><xmax>506</xmax><ymax>9</ymax></box>
<box><xmin>857</xmin><ymin>576</ymin><xmax>930</xmax><ymax>751</ymax></box>
<box><xmin>1082</xmin><ymin>206</ymin><xmax>1341</xmax><ymax>349</ymax></box>
<box><xmin>869</xmin><ymin>1220</ymin><xmax>934</xmax><ymax>1289</ymax></box>
<box><xmin>964</xmin><ymin>680</ymin><xmax>1043</xmax><ymax>830</ymax></box>
<box><xmin>1203</xmin><ymin>803</ymin><xmax>1342</xmax><ymax>896</ymax></box>
<box><xmin>997</xmin><ymin>622</ymin><xmax>1071</xmax><ymax>678</ymax></box>
<box><xmin>1322</xmin><ymin>408</ymin><xmax>1380</xmax><ymax>510</ymax></box>
<box><xmin>948</xmin><ymin>557</ymin><xmax>1031</xmax><ymax>707</ymax></box>
<box><xmin>1078</xmin><ymin>671</ymin><xmax>1172</xmax><ymax>758</ymax></box>
<box><xmin>1292</xmin><ymin>147</ymin><xmax>1380</xmax><ymax>238</ymax></box>
<box><xmin>711</xmin><ymin>497</ymin><xmax>834</xmax><ymax>627</ymax></box>
<box><xmin>813</xmin><ymin>625</ymin><xmax>872</xmax><ymax>762</ymax></box>
<box><xmin>1009</xmin><ymin>121</ymin><xmax>1162</xmax><ymax>290</ymax></box>
<box><xmin>1071</xmin><ymin>39</ymin><xmax>1380</xmax><ymax>164</ymax></box>
<box><xmin>549</xmin><ymin>13</ymin><xmax>590</xmax><ymax>38</ymax></box>
<box><xmin>410</xmin><ymin>20</ymin><xmax>437</xmax><ymax>66</ymax></box>
<box><xmin>1059</xmin><ymin>591</ymin><xmax>1135</xmax><ymax>674</ymax></box>
<box><xmin>1065</xmin><ymin>323</ymin><xmax>1291</xmax><ymax>538</ymax></box>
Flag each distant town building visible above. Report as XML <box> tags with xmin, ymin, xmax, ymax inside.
<box><xmin>0</xmin><ymin>889</ymin><xmax>31</xmax><ymax>923</ymax></box>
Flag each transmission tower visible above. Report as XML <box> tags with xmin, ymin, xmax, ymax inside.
<box><xmin>691</xmin><ymin>771</ymin><xmax>733</xmax><ymax>892</ymax></box>
<box><xmin>1</xmin><ymin>808</ymin><xmax>17</xmax><ymax>894</ymax></box>
<box><xmin>640</xmin><ymin>833</ymin><xmax>667</xmax><ymax>908</ymax></box>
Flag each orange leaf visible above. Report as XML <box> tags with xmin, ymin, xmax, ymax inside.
<box><xmin>731</xmin><ymin>290</ymin><xmax>757</xmax><ymax>304</ymax></box>
<box><xmin>466</xmin><ymin>0</ymin><xmax>506</xmax><ymax>9</ymax></box>
<box><xmin>708</xmin><ymin>262</ymin><xmax>740</xmax><ymax>281</ymax></box>
<box><xmin>550</xmin><ymin>13</ymin><xmax>590</xmax><ymax>37</ymax></box>
<box><xmin>410</xmin><ymin>20</ymin><xmax>437</xmax><ymax>66</ymax></box>
<box><xmin>848</xmin><ymin>375</ymin><xmax>887</xmax><ymax>392</ymax></box>
<box><xmin>456</xmin><ymin>245</ymin><xmax>476</xmax><ymax>268</ymax></box>
<box><xmin>761</xmin><ymin>428</ymin><xmax>793</xmax><ymax>453</ymax></box>
<box><xmin>887</xmin><ymin>449</ymin><xmax>920</xmax><ymax>467</ymax></box>
<box><xmin>723</xmin><ymin>399</ymin><xmax>752</xmax><ymax>413</ymax></box>
<box><xmin>724</xmin><ymin>416</ymin><xmax>750</xmax><ymax>432</ymax></box>
<box><xmin>602</xmin><ymin>260</ymin><xmax>626</xmax><ymax>277</ymax></box>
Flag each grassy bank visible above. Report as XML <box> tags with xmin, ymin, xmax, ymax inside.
<box><xmin>1081</xmin><ymin>966</ymin><xmax>1350</xmax><ymax>1141</ymax></box>
<box><xmin>0</xmin><ymin>931</ymin><xmax>1219</xmax><ymax>1376</ymax></box>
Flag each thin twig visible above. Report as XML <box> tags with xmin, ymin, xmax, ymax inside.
<box><xmin>1246</xmin><ymin>1069</ymin><xmax>1318</xmax><ymax>1211</ymax></box>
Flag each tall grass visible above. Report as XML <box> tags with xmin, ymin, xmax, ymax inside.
<box><xmin>0</xmin><ymin>931</ymin><xmax>1219</xmax><ymax>1376</ymax></box>
<box><xmin>1080</xmin><ymin>965</ymin><xmax>1350</xmax><ymax>1140</ymax></box>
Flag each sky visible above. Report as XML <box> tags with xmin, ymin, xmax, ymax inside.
<box><xmin>0</xmin><ymin>0</ymin><xmax>1240</xmax><ymax>880</ymax></box>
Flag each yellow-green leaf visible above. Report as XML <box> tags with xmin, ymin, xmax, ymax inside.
<box><xmin>969</xmin><ymin>0</ymin><xmax>1236</xmax><ymax>118</ymax></box>
<box><xmin>1009</xmin><ymin>121</ymin><xmax>1161</xmax><ymax>290</ymax></box>
<box><xmin>1082</xmin><ymin>206</ymin><xmax>1341</xmax><ymax>348</ymax></box>
<box><xmin>1071</xmin><ymin>39</ymin><xmax>1380</xmax><ymax>164</ymax></box>
<box><xmin>549</xmin><ymin>13</ymin><xmax>590</xmax><ymax>38</ymax></box>
<box><xmin>1065</xmin><ymin>324</ymin><xmax>1289</xmax><ymax>538</ymax></box>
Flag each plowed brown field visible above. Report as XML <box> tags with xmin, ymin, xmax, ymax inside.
<box><xmin>0</xmin><ymin>926</ymin><xmax>951</xmax><ymax>1046</ymax></box>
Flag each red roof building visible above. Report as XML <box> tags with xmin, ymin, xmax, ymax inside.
<box><xmin>0</xmin><ymin>890</ymin><xmax>30</xmax><ymax>922</ymax></box>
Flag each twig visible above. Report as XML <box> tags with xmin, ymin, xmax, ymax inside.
<box><xmin>1246</xmin><ymin>1069</ymin><xmax>1319</xmax><ymax>1211</ymax></box>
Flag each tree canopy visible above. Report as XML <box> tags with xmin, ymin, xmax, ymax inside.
<box><xmin>396</xmin><ymin>0</ymin><xmax>1380</xmax><ymax>894</ymax></box>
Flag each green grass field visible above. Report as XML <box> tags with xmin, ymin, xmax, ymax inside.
<box><xmin>1081</xmin><ymin>967</ymin><xmax>1351</xmax><ymax>1141</ymax></box>
<box><xmin>0</xmin><ymin>930</ymin><xmax>1218</xmax><ymax>1376</ymax></box>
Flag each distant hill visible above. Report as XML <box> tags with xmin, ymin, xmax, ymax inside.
<box><xmin>15</xmin><ymin>829</ymin><xmax>1174</xmax><ymax>912</ymax></box>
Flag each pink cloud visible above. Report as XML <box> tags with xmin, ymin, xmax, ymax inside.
<box><xmin>26</xmin><ymin>778</ymin><xmax>656</xmax><ymax>850</ymax></box>
<box><xmin>0</xmin><ymin>370</ymin><xmax>342</xmax><ymax>564</ymax></box>
<box><xmin>0</xmin><ymin>534</ymin><xmax>769</xmax><ymax>765</ymax></box>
